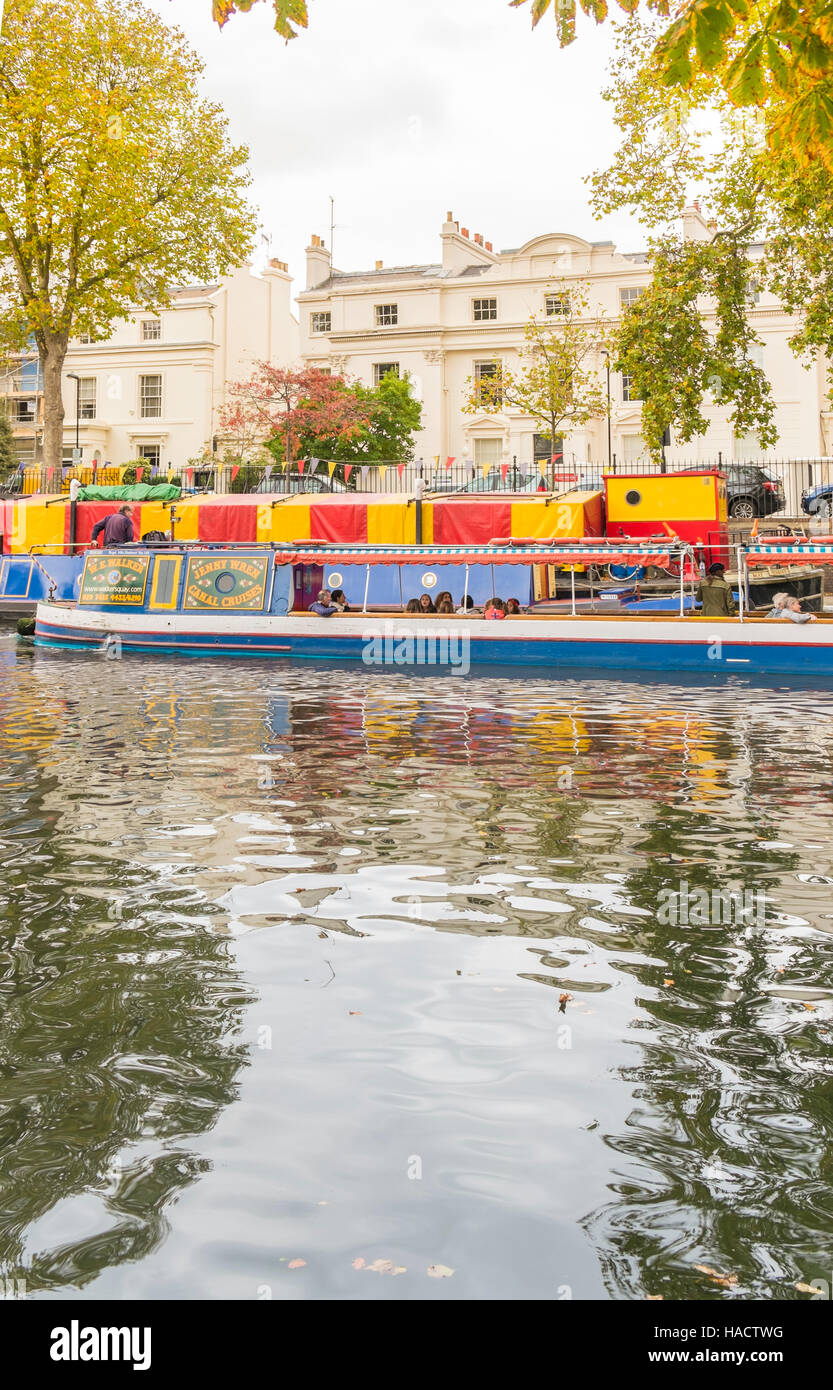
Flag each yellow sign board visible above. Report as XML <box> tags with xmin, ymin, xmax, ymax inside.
<box><xmin>79</xmin><ymin>554</ymin><xmax>150</xmax><ymax>605</ymax></box>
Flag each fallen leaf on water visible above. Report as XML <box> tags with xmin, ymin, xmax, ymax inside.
<box><xmin>802</xmin><ymin>1002</ymin><xmax>817</xmax><ymax>1012</ymax></box>
<box><xmin>317</xmin><ymin>1200</ymin><xmax>328</xmax><ymax>1206</ymax></box>
<box><xmin>427</xmin><ymin>1264</ymin><xmax>455</xmax><ymax>1279</ymax></box>
<box><xmin>364</xmin><ymin>1259</ymin><xmax>406</xmax><ymax>1276</ymax></box>
<box><xmin>646</xmin><ymin>1294</ymin><xmax>663</xmax><ymax>1301</ymax></box>
<box><xmin>795</xmin><ymin>1282</ymin><xmax>820</xmax><ymax>1294</ymax></box>
<box><xmin>349</xmin><ymin>1010</ymin><xmax>362</xmax><ymax>1016</ymax></box>
<box><xmin>777</xmin><ymin>966</ymin><xmax>785</xmax><ymax>974</ymax></box>
<box><xmin>664</xmin><ymin>979</ymin><xmax>675</xmax><ymax>987</ymax></box>
<box><xmin>318</xmin><ymin>931</ymin><xmax>328</xmax><ymax>939</ymax></box>
<box><xmin>288</xmin><ymin>1259</ymin><xmax>306</xmax><ymax>1269</ymax></box>
<box><xmin>558</xmin><ymin>992</ymin><xmax>572</xmax><ymax>1013</ymax></box>
<box><xmin>694</xmin><ymin>1264</ymin><xmax>738</xmax><ymax>1287</ymax></box>
<box><xmin>352</xmin><ymin>1257</ymin><xmax>366</xmax><ymax>1270</ymax></box>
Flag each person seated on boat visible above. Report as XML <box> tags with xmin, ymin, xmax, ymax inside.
<box><xmin>141</xmin><ymin>529</ymin><xmax>166</xmax><ymax>543</ymax></box>
<box><xmin>435</xmin><ymin>590</ymin><xmax>453</xmax><ymax>609</ymax></box>
<box><xmin>91</xmin><ymin>505</ymin><xmax>135</xmax><ymax>547</ymax></box>
<box><xmin>405</xmin><ymin>597</ymin><xmax>421</xmax><ymax>613</ymax></box>
<box><xmin>435</xmin><ymin>598</ymin><xmax>455</xmax><ymax>615</ymax></box>
<box><xmin>418</xmin><ymin>594</ymin><xmax>436</xmax><ymax>614</ymax></box>
<box><xmin>767</xmin><ymin>592</ymin><xmax>816</xmax><ymax>624</ymax></box>
<box><xmin>310</xmin><ymin>589</ymin><xmax>339</xmax><ymax>617</ymax></box>
<box><xmin>330</xmin><ymin>588</ymin><xmax>351</xmax><ymax>612</ymax></box>
<box><xmin>506</xmin><ymin>597</ymin><xmax>523</xmax><ymax>615</ymax></box>
<box><xmin>484</xmin><ymin>597</ymin><xmax>507</xmax><ymax>620</ymax></box>
<box><xmin>694</xmin><ymin>562</ymin><xmax>735</xmax><ymax>617</ymax></box>
<box><xmin>456</xmin><ymin>595</ymin><xmax>477</xmax><ymax>615</ymax></box>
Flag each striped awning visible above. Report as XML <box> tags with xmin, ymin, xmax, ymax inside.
<box><xmin>274</xmin><ymin>543</ymin><xmax>677</xmax><ymax>567</ymax></box>
<box><xmin>745</xmin><ymin>543</ymin><xmax>833</xmax><ymax>567</ymax></box>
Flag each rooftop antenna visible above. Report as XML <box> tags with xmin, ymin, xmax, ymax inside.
<box><xmin>329</xmin><ymin>195</ymin><xmax>335</xmax><ymax>270</ymax></box>
<box><xmin>260</xmin><ymin>230</ymin><xmax>272</xmax><ymax>265</ymax></box>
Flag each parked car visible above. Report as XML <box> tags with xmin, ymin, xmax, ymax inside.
<box><xmin>431</xmin><ymin>466</ymin><xmax>598</xmax><ymax>495</ymax></box>
<box><xmin>674</xmin><ymin>464</ymin><xmax>785</xmax><ymax>519</ymax></box>
<box><xmin>252</xmin><ymin>473</ymin><xmax>347</xmax><ymax>495</ymax></box>
<box><xmin>801</xmin><ymin>480</ymin><xmax>833</xmax><ymax>519</ymax></box>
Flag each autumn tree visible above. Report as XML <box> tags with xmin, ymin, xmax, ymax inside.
<box><xmin>0</xmin><ymin>0</ymin><xmax>256</xmax><ymax>473</ymax></box>
<box><xmin>615</xmin><ymin>238</ymin><xmax>776</xmax><ymax>464</ymax></box>
<box><xmin>0</xmin><ymin>402</ymin><xmax>17</xmax><ymax>473</ymax></box>
<box><xmin>463</xmin><ymin>284</ymin><xmax>611</xmax><ymax>454</ymax></box>
<box><xmin>297</xmin><ymin>370</ymin><xmax>423</xmax><ymax>463</ymax></box>
<box><xmin>219</xmin><ymin>365</ymin><xmax>371</xmax><ymax>465</ymax></box>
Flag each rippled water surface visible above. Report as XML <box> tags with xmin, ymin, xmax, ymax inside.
<box><xmin>2</xmin><ymin>636</ymin><xmax>833</xmax><ymax>1300</ymax></box>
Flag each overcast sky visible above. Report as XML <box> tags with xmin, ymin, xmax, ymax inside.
<box><xmin>148</xmin><ymin>0</ymin><xmax>645</xmax><ymax>297</ymax></box>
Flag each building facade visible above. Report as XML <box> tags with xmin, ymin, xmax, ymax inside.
<box><xmin>298</xmin><ymin>209</ymin><xmax>831</xmax><ymax>472</ymax></box>
<box><xmin>36</xmin><ymin>260</ymin><xmax>298</xmax><ymax>474</ymax></box>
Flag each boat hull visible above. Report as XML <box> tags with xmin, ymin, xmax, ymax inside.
<box><xmin>32</xmin><ymin>603</ymin><xmax>833</xmax><ymax>677</ymax></box>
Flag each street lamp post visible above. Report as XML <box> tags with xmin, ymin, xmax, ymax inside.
<box><xmin>66</xmin><ymin>372</ymin><xmax>81</xmax><ymax>462</ymax></box>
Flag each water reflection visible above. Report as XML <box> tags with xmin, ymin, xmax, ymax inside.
<box><xmin>0</xmin><ymin>644</ymin><xmax>832</xmax><ymax>1298</ymax></box>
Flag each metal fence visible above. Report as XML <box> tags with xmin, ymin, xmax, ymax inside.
<box><xmin>4</xmin><ymin>455</ymin><xmax>833</xmax><ymax>520</ymax></box>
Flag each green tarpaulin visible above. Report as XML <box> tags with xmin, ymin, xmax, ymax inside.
<box><xmin>76</xmin><ymin>483</ymin><xmax>181</xmax><ymax>501</ymax></box>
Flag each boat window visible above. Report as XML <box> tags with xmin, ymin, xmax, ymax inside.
<box><xmin>149</xmin><ymin>555</ymin><xmax>182</xmax><ymax>609</ymax></box>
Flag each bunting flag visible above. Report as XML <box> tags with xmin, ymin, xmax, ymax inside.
<box><xmin>465</xmin><ymin>460</ymin><xmax>475</xmax><ymax>477</ymax></box>
<box><xmin>501</xmin><ymin>463</ymin><xmax>509</xmax><ymax>481</ymax></box>
<box><xmin>481</xmin><ymin>464</ymin><xmax>491</xmax><ymax>479</ymax></box>
<box><xmin>167</xmin><ymin>471</ymin><xmax>175</xmax><ymax>482</ymax></box>
<box><xmin>308</xmin><ymin>456</ymin><xmax>319</xmax><ymax>473</ymax></box>
<box><xmin>344</xmin><ymin>464</ymin><xmax>353</xmax><ymax>484</ymax></box>
<box><xmin>397</xmin><ymin>463</ymin><xmax>405</xmax><ymax>479</ymax></box>
<box><xmin>185</xmin><ymin>467</ymin><xmax>194</xmax><ymax>486</ymax></box>
<box><xmin>360</xmin><ymin>465</ymin><xmax>370</xmax><ymax>487</ymax></box>
<box><xmin>378</xmin><ymin>465</ymin><xmax>388</xmax><ymax>482</ymax></box>
<box><xmin>47</xmin><ymin>466</ymin><xmax>55</xmax><ymax>481</ymax></box>
<box><xmin>135</xmin><ymin>466</ymin><xmax>143</xmax><ymax>483</ymax></box>
<box><xmin>539</xmin><ymin>460</ymin><xmax>549</xmax><ymax>477</ymax></box>
<box><xmin>297</xmin><ymin>458</ymin><xmax>305</xmax><ymax>474</ymax></box>
<box><xmin>445</xmin><ymin>455</ymin><xmax>455</xmax><ymax>470</ymax></box>
<box><xmin>433</xmin><ymin>455</ymin><xmax>440</xmax><ymax>466</ymax></box>
<box><xmin>280</xmin><ymin>459</ymin><xmax>289</xmax><ymax>470</ymax></box>
<box><xmin>231</xmin><ymin>465</ymin><xmax>240</xmax><ymax>482</ymax></box>
<box><xmin>327</xmin><ymin>460</ymin><xmax>338</xmax><ymax>478</ymax></box>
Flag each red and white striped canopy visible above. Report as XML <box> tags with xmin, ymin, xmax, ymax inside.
<box><xmin>745</xmin><ymin>543</ymin><xmax>833</xmax><ymax>567</ymax></box>
<box><xmin>274</xmin><ymin>543</ymin><xmax>677</xmax><ymax>567</ymax></box>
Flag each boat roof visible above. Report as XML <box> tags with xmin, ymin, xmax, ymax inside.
<box><xmin>746</xmin><ymin>542</ymin><xmax>833</xmax><ymax>566</ymax></box>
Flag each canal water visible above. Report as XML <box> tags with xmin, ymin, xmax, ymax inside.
<box><xmin>1</xmin><ymin>637</ymin><xmax>833</xmax><ymax>1301</ymax></box>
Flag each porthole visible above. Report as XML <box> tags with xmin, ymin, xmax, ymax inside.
<box><xmin>625</xmin><ymin>489</ymin><xmax>642</xmax><ymax>506</ymax></box>
<box><xmin>422</xmin><ymin>571</ymin><xmax>437</xmax><ymax>589</ymax></box>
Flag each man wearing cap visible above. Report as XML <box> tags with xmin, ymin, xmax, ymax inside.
<box><xmin>695</xmin><ymin>562</ymin><xmax>736</xmax><ymax>617</ymax></box>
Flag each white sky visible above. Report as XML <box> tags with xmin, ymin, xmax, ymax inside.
<box><xmin>147</xmin><ymin>0</ymin><xmax>646</xmax><ymax>294</ymax></box>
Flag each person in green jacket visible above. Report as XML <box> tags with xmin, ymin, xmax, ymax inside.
<box><xmin>695</xmin><ymin>562</ymin><xmax>736</xmax><ymax>617</ymax></box>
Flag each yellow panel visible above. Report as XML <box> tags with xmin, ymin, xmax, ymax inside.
<box><xmin>149</xmin><ymin>555</ymin><xmax>182</xmax><ymax>610</ymax></box>
<box><xmin>511</xmin><ymin>499</ymin><xmax>581</xmax><ymax>540</ymax></box>
<box><xmin>20</xmin><ymin>501</ymin><xmax>67</xmax><ymax>552</ymax></box>
<box><xmin>172</xmin><ymin>502</ymin><xmax>200</xmax><ymax>541</ymax></box>
<box><xmin>366</xmin><ymin>501</ymin><xmax>417</xmax><ymax>545</ymax></box>
<box><xmin>138</xmin><ymin>502</ymin><xmax>172</xmax><ymax>537</ymax></box>
<box><xmin>421</xmin><ymin>502</ymin><xmax>434</xmax><ymax>544</ymax></box>
<box><xmin>256</xmin><ymin>504</ymin><xmax>273</xmax><ymax>544</ymax></box>
<box><xmin>268</xmin><ymin>501</ymin><xmax>311</xmax><ymax>543</ymax></box>
<box><xmin>606</xmin><ymin>475</ymin><xmax>720</xmax><ymax>523</ymax></box>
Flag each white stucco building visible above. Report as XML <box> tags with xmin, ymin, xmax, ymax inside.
<box><xmin>298</xmin><ymin>209</ymin><xmax>831</xmax><ymax>471</ymax></box>
<box><xmin>59</xmin><ymin>260</ymin><xmax>299</xmax><ymax>472</ymax></box>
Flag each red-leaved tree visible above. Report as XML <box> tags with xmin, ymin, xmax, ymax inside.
<box><xmin>219</xmin><ymin>364</ymin><xmax>370</xmax><ymax>465</ymax></box>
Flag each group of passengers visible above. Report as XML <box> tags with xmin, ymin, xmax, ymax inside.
<box><xmin>308</xmin><ymin>587</ymin><xmax>524</xmax><ymax>618</ymax></box>
<box><xmin>695</xmin><ymin>563</ymin><xmax>816</xmax><ymax>622</ymax></box>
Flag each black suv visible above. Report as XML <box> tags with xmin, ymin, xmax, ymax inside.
<box><xmin>725</xmin><ymin>464</ymin><xmax>785</xmax><ymax>519</ymax></box>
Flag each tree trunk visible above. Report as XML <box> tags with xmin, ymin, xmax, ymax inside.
<box><xmin>40</xmin><ymin>334</ymin><xmax>69</xmax><ymax>476</ymax></box>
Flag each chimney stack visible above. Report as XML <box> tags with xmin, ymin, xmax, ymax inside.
<box><xmin>306</xmin><ymin>233</ymin><xmax>331</xmax><ymax>289</ymax></box>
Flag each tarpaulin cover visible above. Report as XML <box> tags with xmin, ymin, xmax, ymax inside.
<box><xmin>433</xmin><ymin>501</ymin><xmax>511</xmax><ymax>545</ymax></box>
<box><xmin>309</xmin><ymin>501</ymin><xmax>368</xmax><ymax>543</ymax></box>
<box><xmin>77</xmin><ymin>484</ymin><xmax>180</xmax><ymax>501</ymax></box>
<box><xmin>198</xmin><ymin>503</ymin><xmax>258</xmax><ymax>544</ymax></box>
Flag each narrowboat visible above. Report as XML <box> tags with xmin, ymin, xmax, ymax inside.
<box><xmin>30</xmin><ymin>539</ymin><xmax>833</xmax><ymax>677</ymax></box>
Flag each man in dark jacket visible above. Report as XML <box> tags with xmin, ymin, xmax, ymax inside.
<box><xmin>91</xmin><ymin>506</ymin><xmax>135</xmax><ymax>547</ymax></box>
<box><xmin>695</xmin><ymin>561</ymin><xmax>735</xmax><ymax>617</ymax></box>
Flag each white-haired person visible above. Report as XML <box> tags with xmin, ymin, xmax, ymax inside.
<box><xmin>767</xmin><ymin>592</ymin><xmax>816</xmax><ymax>624</ymax></box>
